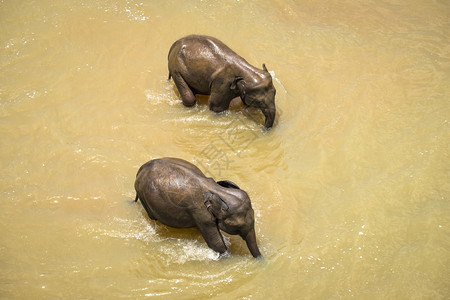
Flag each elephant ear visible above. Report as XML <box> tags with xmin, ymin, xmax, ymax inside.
<box><xmin>204</xmin><ymin>192</ymin><xmax>229</xmax><ymax>220</ymax></box>
<box><xmin>216</xmin><ymin>180</ymin><xmax>240</xmax><ymax>189</ymax></box>
<box><xmin>230</xmin><ymin>76</ymin><xmax>246</xmax><ymax>101</ymax></box>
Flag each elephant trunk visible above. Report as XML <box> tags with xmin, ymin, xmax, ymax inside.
<box><xmin>262</xmin><ymin>105</ymin><xmax>276</xmax><ymax>129</ymax></box>
<box><xmin>243</xmin><ymin>227</ymin><xmax>262</xmax><ymax>259</ymax></box>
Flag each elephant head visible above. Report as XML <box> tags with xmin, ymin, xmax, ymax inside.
<box><xmin>231</xmin><ymin>64</ymin><xmax>277</xmax><ymax>129</ymax></box>
<box><xmin>204</xmin><ymin>181</ymin><xmax>262</xmax><ymax>259</ymax></box>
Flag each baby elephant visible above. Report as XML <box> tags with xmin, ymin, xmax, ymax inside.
<box><xmin>134</xmin><ymin>157</ymin><xmax>262</xmax><ymax>259</ymax></box>
<box><xmin>168</xmin><ymin>35</ymin><xmax>277</xmax><ymax>129</ymax></box>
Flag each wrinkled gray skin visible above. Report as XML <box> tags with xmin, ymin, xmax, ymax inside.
<box><xmin>168</xmin><ymin>35</ymin><xmax>276</xmax><ymax>129</ymax></box>
<box><xmin>134</xmin><ymin>157</ymin><xmax>262</xmax><ymax>259</ymax></box>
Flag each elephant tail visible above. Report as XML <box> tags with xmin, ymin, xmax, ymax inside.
<box><xmin>135</xmin><ymin>193</ymin><xmax>139</xmax><ymax>203</ymax></box>
<box><xmin>168</xmin><ymin>72</ymin><xmax>172</xmax><ymax>81</ymax></box>
<box><xmin>125</xmin><ymin>194</ymin><xmax>138</xmax><ymax>205</ymax></box>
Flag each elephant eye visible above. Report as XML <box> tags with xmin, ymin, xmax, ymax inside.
<box><xmin>224</xmin><ymin>217</ymin><xmax>239</xmax><ymax>228</ymax></box>
<box><xmin>224</xmin><ymin>218</ymin><xmax>235</xmax><ymax>226</ymax></box>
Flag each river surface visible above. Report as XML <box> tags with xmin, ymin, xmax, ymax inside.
<box><xmin>1</xmin><ymin>0</ymin><xmax>449</xmax><ymax>298</ymax></box>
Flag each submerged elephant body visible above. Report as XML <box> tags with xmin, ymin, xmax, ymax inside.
<box><xmin>134</xmin><ymin>157</ymin><xmax>262</xmax><ymax>258</ymax></box>
<box><xmin>168</xmin><ymin>35</ymin><xmax>276</xmax><ymax>128</ymax></box>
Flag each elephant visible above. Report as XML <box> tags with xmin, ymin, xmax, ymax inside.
<box><xmin>168</xmin><ymin>35</ymin><xmax>277</xmax><ymax>129</ymax></box>
<box><xmin>134</xmin><ymin>157</ymin><xmax>262</xmax><ymax>259</ymax></box>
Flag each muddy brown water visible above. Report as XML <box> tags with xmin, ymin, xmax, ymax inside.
<box><xmin>1</xmin><ymin>0</ymin><xmax>449</xmax><ymax>298</ymax></box>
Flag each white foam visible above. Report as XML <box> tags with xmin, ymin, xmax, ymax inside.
<box><xmin>269</xmin><ymin>70</ymin><xmax>287</xmax><ymax>94</ymax></box>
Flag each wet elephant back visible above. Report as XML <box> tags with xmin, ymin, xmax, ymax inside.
<box><xmin>160</xmin><ymin>157</ymin><xmax>205</xmax><ymax>178</ymax></box>
<box><xmin>135</xmin><ymin>159</ymin><xmax>206</xmax><ymax>228</ymax></box>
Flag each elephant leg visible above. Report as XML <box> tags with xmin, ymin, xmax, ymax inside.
<box><xmin>197</xmin><ymin>223</ymin><xmax>228</xmax><ymax>254</ymax></box>
<box><xmin>208</xmin><ymin>85</ymin><xmax>232</xmax><ymax>113</ymax></box>
<box><xmin>171</xmin><ymin>73</ymin><xmax>196</xmax><ymax>107</ymax></box>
